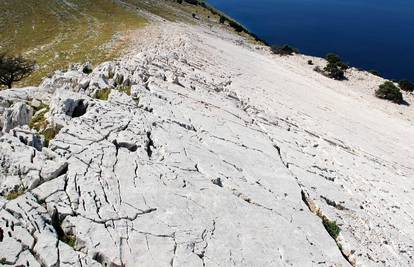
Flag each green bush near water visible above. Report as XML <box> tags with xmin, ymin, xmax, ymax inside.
<box><xmin>271</xmin><ymin>45</ymin><xmax>299</xmax><ymax>56</ymax></box>
<box><xmin>398</xmin><ymin>80</ymin><xmax>414</xmax><ymax>92</ymax></box>
<box><xmin>375</xmin><ymin>81</ymin><xmax>403</xmax><ymax>103</ymax></box>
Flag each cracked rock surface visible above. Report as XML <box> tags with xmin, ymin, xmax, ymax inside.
<box><xmin>0</xmin><ymin>22</ymin><xmax>413</xmax><ymax>267</ymax></box>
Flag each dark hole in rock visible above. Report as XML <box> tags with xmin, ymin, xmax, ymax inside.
<box><xmin>211</xmin><ymin>178</ymin><xmax>223</xmax><ymax>187</ymax></box>
<box><xmin>92</xmin><ymin>252</ymin><xmax>110</xmax><ymax>267</ymax></box>
<box><xmin>0</xmin><ymin>227</ymin><xmax>3</xmax><ymax>242</ymax></box>
<box><xmin>72</xmin><ymin>100</ymin><xmax>88</xmax><ymax>118</ymax></box>
<box><xmin>51</xmin><ymin>208</ymin><xmax>65</xmax><ymax>240</ymax></box>
<box><xmin>145</xmin><ymin>131</ymin><xmax>155</xmax><ymax>158</ymax></box>
<box><xmin>112</xmin><ymin>140</ymin><xmax>138</xmax><ymax>152</ymax></box>
<box><xmin>82</xmin><ymin>65</ymin><xmax>93</xmax><ymax>74</ymax></box>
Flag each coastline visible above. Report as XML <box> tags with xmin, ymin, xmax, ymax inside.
<box><xmin>0</xmin><ymin>1</ymin><xmax>413</xmax><ymax>266</ymax></box>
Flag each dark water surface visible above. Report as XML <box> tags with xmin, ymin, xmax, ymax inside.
<box><xmin>208</xmin><ymin>0</ymin><xmax>414</xmax><ymax>81</ymax></box>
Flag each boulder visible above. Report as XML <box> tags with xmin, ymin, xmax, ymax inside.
<box><xmin>2</xmin><ymin>102</ymin><xmax>33</xmax><ymax>133</ymax></box>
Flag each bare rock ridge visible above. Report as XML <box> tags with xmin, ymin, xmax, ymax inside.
<box><xmin>0</xmin><ymin>22</ymin><xmax>413</xmax><ymax>267</ymax></box>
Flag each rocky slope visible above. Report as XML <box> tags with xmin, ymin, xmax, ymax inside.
<box><xmin>0</xmin><ymin>19</ymin><xmax>414</xmax><ymax>267</ymax></box>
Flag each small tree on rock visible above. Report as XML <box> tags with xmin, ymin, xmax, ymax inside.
<box><xmin>0</xmin><ymin>53</ymin><xmax>35</xmax><ymax>89</ymax></box>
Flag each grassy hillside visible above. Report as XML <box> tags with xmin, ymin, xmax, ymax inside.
<box><xmin>0</xmin><ymin>0</ymin><xmax>147</xmax><ymax>86</ymax></box>
<box><xmin>0</xmin><ymin>0</ymin><xmax>259</xmax><ymax>87</ymax></box>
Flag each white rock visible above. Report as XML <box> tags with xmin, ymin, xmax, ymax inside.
<box><xmin>0</xmin><ymin>21</ymin><xmax>413</xmax><ymax>267</ymax></box>
<box><xmin>2</xmin><ymin>102</ymin><xmax>33</xmax><ymax>133</ymax></box>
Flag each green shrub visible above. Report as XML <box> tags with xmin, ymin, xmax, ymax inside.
<box><xmin>321</xmin><ymin>53</ymin><xmax>349</xmax><ymax>80</ymax></box>
<box><xmin>228</xmin><ymin>20</ymin><xmax>244</xmax><ymax>33</ymax></box>
<box><xmin>184</xmin><ymin>0</ymin><xmax>199</xmax><ymax>5</ymax></box>
<box><xmin>375</xmin><ymin>81</ymin><xmax>403</xmax><ymax>103</ymax></box>
<box><xmin>326</xmin><ymin>53</ymin><xmax>341</xmax><ymax>65</ymax></box>
<box><xmin>95</xmin><ymin>88</ymin><xmax>111</xmax><ymax>101</ymax></box>
<box><xmin>307</xmin><ymin>60</ymin><xmax>313</xmax><ymax>65</ymax></box>
<box><xmin>324</xmin><ymin>62</ymin><xmax>345</xmax><ymax>80</ymax></box>
<box><xmin>398</xmin><ymin>80</ymin><xmax>414</xmax><ymax>92</ymax></box>
<box><xmin>219</xmin><ymin>16</ymin><xmax>225</xmax><ymax>24</ymax></box>
<box><xmin>43</xmin><ymin>127</ymin><xmax>59</xmax><ymax>147</ymax></box>
<box><xmin>271</xmin><ymin>45</ymin><xmax>299</xmax><ymax>56</ymax></box>
<box><xmin>5</xmin><ymin>189</ymin><xmax>25</xmax><ymax>200</ymax></box>
<box><xmin>322</xmin><ymin>217</ymin><xmax>340</xmax><ymax>239</ymax></box>
<box><xmin>62</xmin><ymin>234</ymin><xmax>76</xmax><ymax>248</ymax></box>
<box><xmin>325</xmin><ymin>53</ymin><xmax>348</xmax><ymax>70</ymax></box>
<box><xmin>368</xmin><ymin>69</ymin><xmax>381</xmax><ymax>77</ymax></box>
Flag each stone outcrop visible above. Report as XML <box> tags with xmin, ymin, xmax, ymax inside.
<box><xmin>0</xmin><ymin>22</ymin><xmax>413</xmax><ymax>267</ymax></box>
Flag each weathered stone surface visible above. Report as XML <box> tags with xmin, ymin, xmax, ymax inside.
<box><xmin>2</xmin><ymin>102</ymin><xmax>33</xmax><ymax>133</ymax></box>
<box><xmin>0</xmin><ymin>21</ymin><xmax>413</xmax><ymax>267</ymax></box>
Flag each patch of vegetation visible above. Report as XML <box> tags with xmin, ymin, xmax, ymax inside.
<box><xmin>31</xmin><ymin>102</ymin><xmax>49</xmax><ymax>113</ymax></box>
<box><xmin>368</xmin><ymin>69</ymin><xmax>381</xmax><ymax>77</ymax></box>
<box><xmin>324</xmin><ymin>63</ymin><xmax>345</xmax><ymax>80</ymax></box>
<box><xmin>29</xmin><ymin>106</ymin><xmax>50</xmax><ymax>131</ymax></box>
<box><xmin>51</xmin><ymin>209</ymin><xmax>77</xmax><ymax>248</ymax></box>
<box><xmin>5</xmin><ymin>188</ymin><xmax>25</xmax><ymax>200</ymax></box>
<box><xmin>398</xmin><ymin>80</ymin><xmax>414</xmax><ymax>92</ymax></box>
<box><xmin>0</xmin><ymin>258</ymin><xmax>6</xmax><ymax>264</ymax></box>
<box><xmin>28</xmin><ymin>104</ymin><xmax>60</xmax><ymax>146</ymax></box>
<box><xmin>43</xmin><ymin>127</ymin><xmax>60</xmax><ymax>147</ymax></box>
<box><xmin>375</xmin><ymin>81</ymin><xmax>403</xmax><ymax>103</ymax></box>
<box><xmin>322</xmin><ymin>217</ymin><xmax>340</xmax><ymax>239</ymax></box>
<box><xmin>95</xmin><ymin>88</ymin><xmax>111</xmax><ymax>101</ymax></box>
<box><xmin>219</xmin><ymin>15</ymin><xmax>225</xmax><ymax>24</ymax></box>
<box><xmin>323</xmin><ymin>53</ymin><xmax>348</xmax><ymax>80</ymax></box>
<box><xmin>307</xmin><ymin>60</ymin><xmax>313</xmax><ymax>65</ymax></box>
<box><xmin>62</xmin><ymin>234</ymin><xmax>76</xmax><ymax>248</ymax></box>
<box><xmin>271</xmin><ymin>45</ymin><xmax>299</xmax><ymax>56</ymax></box>
<box><xmin>0</xmin><ymin>53</ymin><xmax>35</xmax><ymax>89</ymax></box>
<box><xmin>0</xmin><ymin>0</ymin><xmax>147</xmax><ymax>87</ymax></box>
<box><xmin>117</xmin><ymin>85</ymin><xmax>131</xmax><ymax>96</ymax></box>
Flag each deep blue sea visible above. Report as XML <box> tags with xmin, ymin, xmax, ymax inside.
<box><xmin>208</xmin><ymin>0</ymin><xmax>414</xmax><ymax>81</ymax></box>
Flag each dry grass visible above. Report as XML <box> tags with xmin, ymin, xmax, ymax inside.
<box><xmin>0</xmin><ymin>0</ymin><xmax>147</xmax><ymax>87</ymax></box>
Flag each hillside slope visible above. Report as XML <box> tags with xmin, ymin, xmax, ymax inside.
<box><xmin>0</xmin><ymin>0</ymin><xmax>150</xmax><ymax>86</ymax></box>
<box><xmin>1</xmin><ymin>4</ymin><xmax>414</xmax><ymax>267</ymax></box>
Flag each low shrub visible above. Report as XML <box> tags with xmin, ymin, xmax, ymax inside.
<box><xmin>95</xmin><ymin>88</ymin><xmax>111</xmax><ymax>101</ymax></box>
<box><xmin>29</xmin><ymin>106</ymin><xmax>50</xmax><ymax>131</ymax></box>
<box><xmin>322</xmin><ymin>53</ymin><xmax>348</xmax><ymax>80</ymax></box>
<box><xmin>324</xmin><ymin>62</ymin><xmax>345</xmax><ymax>80</ymax></box>
<box><xmin>325</xmin><ymin>53</ymin><xmax>348</xmax><ymax>70</ymax></box>
<box><xmin>368</xmin><ymin>69</ymin><xmax>381</xmax><ymax>77</ymax></box>
<box><xmin>375</xmin><ymin>81</ymin><xmax>403</xmax><ymax>103</ymax></box>
<box><xmin>5</xmin><ymin>188</ymin><xmax>25</xmax><ymax>200</ymax></box>
<box><xmin>322</xmin><ymin>217</ymin><xmax>340</xmax><ymax>239</ymax></box>
<box><xmin>228</xmin><ymin>20</ymin><xmax>244</xmax><ymax>33</ymax></box>
<box><xmin>219</xmin><ymin>16</ymin><xmax>225</xmax><ymax>24</ymax></box>
<box><xmin>398</xmin><ymin>80</ymin><xmax>414</xmax><ymax>92</ymax></box>
<box><xmin>271</xmin><ymin>45</ymin><xmax>299</xmax><ymax>56</ymax></box>
<box><xmin>43</xmin><ymin>127</ymin><xmax>60</xmax><ymax>147</ymax></box>
<box><xmin>307</xmin><ymin>60</ymin><xmax>313</xmax><ymax>65</ymax></box>
<box><xmin>62</xmin><ymin>234</ymin><xmax>76</xmax><ymax>248</ymax></box>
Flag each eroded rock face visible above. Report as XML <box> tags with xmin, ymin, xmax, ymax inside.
<box><xmin>0</xmin><ymin>22</ymin><xmax>413</xmax><ymax>267</ymax></box>
<box><xmin>2</xmin><ymin>102</ymin><xmax>33</xmax><ymax>133</ymax></box>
